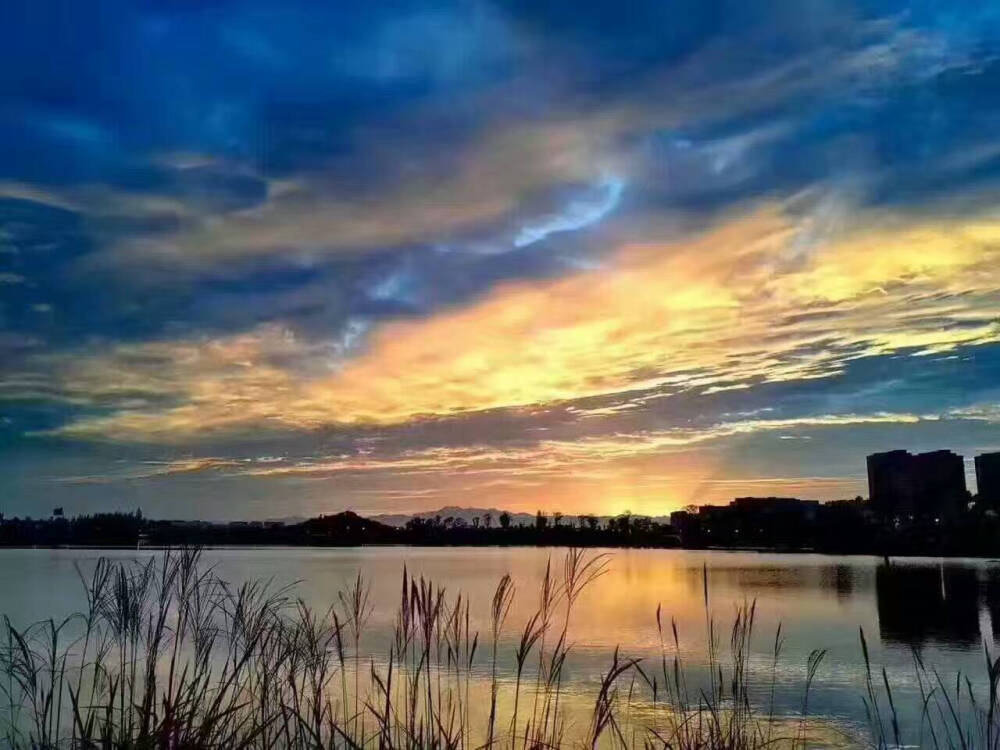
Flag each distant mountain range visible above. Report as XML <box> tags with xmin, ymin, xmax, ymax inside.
<box><xmin>368</xmin><ymin>505</ymin><xmax>672</xmax><ymax>527</ymax></box>
<box><xmin>369</xmin><ymin>506</ymin><xmax>535</xmax><ymax>527</ymax></box>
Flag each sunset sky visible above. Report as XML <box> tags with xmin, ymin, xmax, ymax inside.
<box><xmin>2</xmin><ymin>1</ymin><xmax>1000</xmax><ymax>519</ymax></box>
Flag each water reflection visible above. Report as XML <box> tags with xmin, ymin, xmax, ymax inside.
<box><xmin>876</xmin><ymin>564</ymin><xmax>983</xmax><ymax>648</ymax></box>
<box><xmin>833</xmin><ymin>564</ymin><xmax>856</xmax><ymax>600</ymax></box>
<box><xmin>5</xmin><ymin>547</ymin><xmax>1000</xmax><ymax>746</ymax></box>
<box><xmin>987</xmin><ymin>568</ymin><xmax>1000</xmax><ymax>639</ymax></box>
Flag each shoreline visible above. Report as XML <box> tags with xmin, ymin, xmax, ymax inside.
<box><xmin>2</xmin><ymin>541</ymin><xmax>999</xmax><ymax>562</ymax></box>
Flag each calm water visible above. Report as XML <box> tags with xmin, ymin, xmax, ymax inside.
<box><xmin>3</xmin><ymin>546</ymin><xmax>1000</xmax><ymax>744</ymax></box>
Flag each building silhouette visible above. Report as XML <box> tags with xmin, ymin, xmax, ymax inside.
<box><xmin>671</xmin><ymin>496</ymin><xmax>823</xmax><ymax>548</ymax></box>
<box><xmin>976</xmin><ymin>452</ymin><xmax>1000</xmax><ymax>508</ymax></box>
<box><xmin>867</xmin><ymin>449</ymin><xmax>967</xmax><ymax>518</ymax></box>
<box><xmin>867</xmin><ymin>450</ymin><xmax>915</xmax><ymax>516</ymax></box>
<box><xmin>914</xmin><ymin>450</ymin><xmax>968</xmax><ymax>516</ymax></box>
<box><xmin>732</xmin><ymin>496</ymin><xmax>820</xmax><ymax>516</ymax></box>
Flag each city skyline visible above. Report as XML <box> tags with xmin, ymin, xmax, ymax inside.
<box><xmin>3</xmin><ymin>2</ymin><xmax>1000</xmax><ymax>519</ymax></box>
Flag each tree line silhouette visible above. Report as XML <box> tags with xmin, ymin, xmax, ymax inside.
<box><xmin>6</xmin><ymin>497</ymin><xmax>1000</xmax><ymax>555</ymax></box>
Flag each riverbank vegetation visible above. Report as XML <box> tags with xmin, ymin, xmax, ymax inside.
<box><xmin>2</xmin><ymin>549</ymin><xmax>998</xmax><ymax>749</ymax></box>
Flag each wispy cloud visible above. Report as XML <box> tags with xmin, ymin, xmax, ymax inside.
<box><xmin>514</xmin><ymin>177</ymin><xmax>625</xmax><ymax>248</ymax></box>
<box><xmin>101</xmin><ymin>119</ymin><xmax>628</xmax><ymax>269</ymax></box>
<box><xmin>26</xmin><ymin>202</ymin><xmax>1000</xmax><ymax>442</ymax></box>
<box><xmin>61</xmin><ymin>411</ymin><xmax>924</xmax><ymax>484</ymax></box>
<box><xmin>58</xmin><ymin>457</ymin><xmax>243</xmax><ymax>484</ymax></box>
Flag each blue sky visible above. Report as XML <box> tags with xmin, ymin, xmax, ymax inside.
<box><xmin>2</xmin><ymin>0</ymin><xmax>1000</xmax><ymax>519</ymax></box>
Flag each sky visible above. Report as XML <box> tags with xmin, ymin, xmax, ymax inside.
<box><xmin>2</xmin><ymin>1</ymin><xmax>1000</xmax><ymax>520</ymax></box>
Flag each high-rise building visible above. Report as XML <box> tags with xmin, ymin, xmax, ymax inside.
<box><xmin>867</xmin><ymin>450</ymin><xmax>916</xmax><ymax>516</ymax></box>
<box><xmin>911</xmin><ymin>450</ymin><xmax>967</xmax><ymax>517</ymax></box>
<box><xmin>867</xmin><ymin>449</ymin><xmax>968</xmax><ymax>518</ymax></box>
<box><xmin>976</xmin><ymin>452</ymin><xmax>1000</xmax><ymax>508</ymax></box>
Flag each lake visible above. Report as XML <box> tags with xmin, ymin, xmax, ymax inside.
<box><xmin>2</xmin><ymin>545</ymin><xmax>1000</xmax><ymax>746</ymax></box>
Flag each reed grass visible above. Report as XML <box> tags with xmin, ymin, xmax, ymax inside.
<box><xmin>0</xmin><ymin>549</ymin><xmax>997</xmax><ymax>749</ymax></box>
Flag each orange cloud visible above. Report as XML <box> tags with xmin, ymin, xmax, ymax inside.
<box><xmin>31</xmin><ymin>204</ymin><xmax>1000</xmax><ymax>442</ymax></box>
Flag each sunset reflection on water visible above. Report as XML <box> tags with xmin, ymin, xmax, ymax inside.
<box><xmin>3</xmin><ymin>546</ymin><xmax>1000</xmax><ymax>745</ymax></box>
